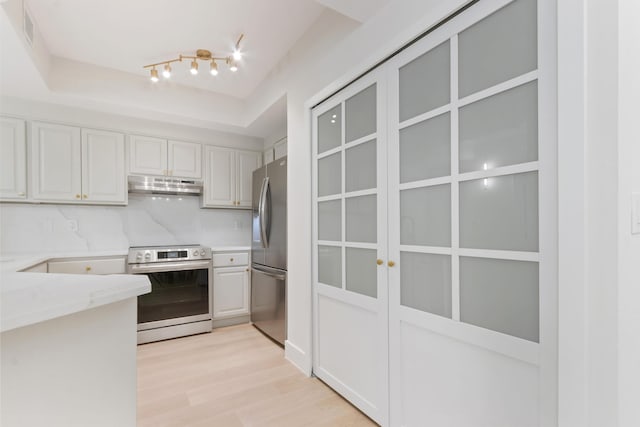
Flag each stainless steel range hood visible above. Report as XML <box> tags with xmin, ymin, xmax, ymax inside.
<box><xmin>128</xmin><ymin>176</ymin><xmax>203</xmax><ymax>195</ymax></box>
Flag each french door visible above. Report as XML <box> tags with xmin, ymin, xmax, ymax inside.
<box><xmin>312</xmin><ymin>0</ymin><xmax>556</xmax><ymax>426</ymax></box>
<box><xmin>311</xmin><ymin>69</ymin><xmax>389</xmax><ymax>425</ymax></box>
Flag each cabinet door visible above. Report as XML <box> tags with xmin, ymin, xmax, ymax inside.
<box><xmin>31</xmin><ymin>122</ymin><xmax>82</xmax><ymax>201</ymax></box>
<box><xmin>274</xmin><ymin>138</ymin><xmax>287</xmax><ymax>160</ymax></box>
<box><xmin>0</xmin><ymin>117</ymin><xmax>27</xmax><ymax>200</ymax></box>
<box><xmin>129</xmin><ymin>135</ymin><xmax>167</xmax><ymax>176</ymax></box>
<box><xmin>168</xmin><ymin>140</ymin><xmax>202</xmax><ymax>179</ymax></box>
<box><xmin>82</xmin><ymin>129</ymin><xmax>126</xmax><ymax>204</ymax></box>
<box><xmin>236</xmin><ymin>150</ymin><xmax>262</xmax><ymax>208</ymax></box>
<box><xmin>213</xmin><ymin>266</ymin><xmax>250</xmax><ymax>318</ymax></box>
<box><xmin>203</xmin><ymin>146</ymin><xmax>235</xmax><ymax>207</ymax></box>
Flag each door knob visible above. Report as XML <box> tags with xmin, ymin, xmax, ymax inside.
<box><xmin>376</xmin><ymin>259</ymin><xmax>383</xmax><ymax>265</ymax></box>
<box><xmin>388</xmin><ymin>261</ymin><xmax>395</xmax><ymax>267</ymax></box>
<box><xmin>85</xmin><ymin>266</ymin><xmax>92</xmax><ymax>272</ymax></box>
<box><xmin>75</xmin><ymin>194</ymin><xmax>81</xmax><ymax>199</ymax></box>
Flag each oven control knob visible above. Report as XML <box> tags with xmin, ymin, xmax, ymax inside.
<box><xmin>144</xmin><ymin>252</ymin><xmax>151</xmax><ymax>260</ymax></box>
<box><xmin>199</xmin><ymin>249</ymin><xmax>206</xmax><ymax>256</ymax></box>
<box><xmin>136</xmin><ymin>252</ymin><xmax>142</xmax><ymax>260</ymax></box>
<box><xmin>193</xmin><ymin>249</ymin><xmax>199</xmax><ymax>257</ymax></box>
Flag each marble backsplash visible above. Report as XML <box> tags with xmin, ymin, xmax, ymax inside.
<box><xmin>0</xmin><ymin>194</ymin><xmax>252</xmax><ymax>254</ymax></box>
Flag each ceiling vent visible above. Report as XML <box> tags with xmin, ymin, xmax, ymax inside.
<box><xmin>23</xmin><ymin>5</ymin><xmax>34</xmax><ymax>47</ymax></box>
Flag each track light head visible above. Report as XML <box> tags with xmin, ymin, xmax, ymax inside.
<box><xmin>150</xmin><ymin>68</ymin><xmax>159</xmax><ymax>82</ymax></box>
<box><xmin>162</xmin><ymin>63</ymin><xmax>171</xmax><ymax>78</ymax></box>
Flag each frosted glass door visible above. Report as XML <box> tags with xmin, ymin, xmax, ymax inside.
<box><xmin>311</xmin><ymin>1</ymin><xmax>556</xmax><ymax>426</ymax></box>
<box><xmin>387</xmin><ymin>0</ymin><xmax>554</xmax><ymax>426</ymax></box>
<box><xmin>312</xmin><ymin>72</ymin><xmax>388</xmax><ymax>426</ymax></box>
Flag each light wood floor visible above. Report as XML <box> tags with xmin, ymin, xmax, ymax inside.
<box><xmin>137</xmin><ymin>323</ymin><xmax>377</xmax><ymax>427</ymax></box>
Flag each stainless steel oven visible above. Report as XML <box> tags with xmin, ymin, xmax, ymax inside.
<box><xmin>127</xmin><ymin>245</ymin><xmax>212</xmax><ymax>344</ymax></box>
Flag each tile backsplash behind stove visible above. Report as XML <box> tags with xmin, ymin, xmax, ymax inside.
<box><xmin>0</xmin><ymin>194</ymin><xmax>251</xmax><ymax>254</ymax></box>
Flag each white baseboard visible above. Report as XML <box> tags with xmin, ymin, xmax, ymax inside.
<box><xmin>285</xmin><ymin>340</ymin><xmax>312</xmax><ymax>376</ymax></box>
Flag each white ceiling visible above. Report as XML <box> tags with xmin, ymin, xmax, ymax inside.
<box><xmin>26</xmin><ymin>0</ymin><xmax>326</xmax><ymax>99</ymax></box>
<box><xmin>1</xmin><ymin>0</ymin><xmax>390</xmax><ymax>137</ymax></box>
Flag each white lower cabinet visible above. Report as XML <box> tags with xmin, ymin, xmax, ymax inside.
<box><xmin>212</xmin><ymin>252</ymin><xmax>250</xmax><ymax>327</ymax></box>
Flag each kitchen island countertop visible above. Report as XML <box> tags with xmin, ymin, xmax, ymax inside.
<box><xmin>0</xmin><ymin>250</ymin><xmax>150</xmax><ymax>333</ymax></box>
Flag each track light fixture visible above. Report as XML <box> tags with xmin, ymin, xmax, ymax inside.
<box><xmin>143</xmin><ymin>34</ymin><xmax>244</xmax><ymax>82</ymax></box>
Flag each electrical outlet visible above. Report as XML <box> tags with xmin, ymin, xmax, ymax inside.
<box><xmin>66</xmin><ymin>219</ymin><xmax>78</xmax><ymax>232</ymax></box>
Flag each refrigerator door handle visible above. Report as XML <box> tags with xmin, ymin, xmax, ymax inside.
<box><xmin>251</xmin><ymin>265</ymin><xmax>286</xmax><ymax>281</ymax></box>
<box><xmin>259</xmin><ymin>177</ymin><xmax>270</xmax><ymax>248</ymax></box>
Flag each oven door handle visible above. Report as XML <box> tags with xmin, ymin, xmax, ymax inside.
<box><xmin>128</xmin><ymin>260</ymin><xmax>212</xmax><ymax>274</ymax></box>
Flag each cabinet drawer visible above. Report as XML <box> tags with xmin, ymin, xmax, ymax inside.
<box><xmin>211</xmin><ymin>252</ymin><xmax>248</xmax><ymax>267</ymax></box>
<box><xmin>47</xmin><ymin>257</ymin><xmax>126</xmax><ymax>275</ymax></box>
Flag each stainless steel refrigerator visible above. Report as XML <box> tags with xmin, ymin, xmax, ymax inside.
<box><xmin>251</xmin><ymin>156</ymin><xmax>287</xmax><ymax>345</ymax></box>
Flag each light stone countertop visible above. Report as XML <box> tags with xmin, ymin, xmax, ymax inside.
<box><xmin>209</xmin><ymin>246</ymin><xmax>251</xmax><ymax>252</ymax></box>
<box><xmin>0</xmin><ymin>246</ymin><xmax>250</xmax><ymax>333</ymax></box>
<box><xmin>0</xmin><ymin>250</ymin><xmax>150</xmax><ymax>333</ymax></box>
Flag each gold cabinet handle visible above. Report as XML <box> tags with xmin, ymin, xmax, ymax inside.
<box><xmin>75</xmin><ymin>194</ymin><xmax>81</xmax><ymax>199</ymax></box>
<box><xmin>85</xmin><ymin>266</ymin><xmax>92</xmax><ymax>272</ymax></box>
<box><xmin>388</xmin><ymin>261</ymin><xmax>395</xmax><ymax>267</ymax></box>
<box><xmin>376</xmin><ymin>259</ymin><xmax>383</xmax><ymax>265</ymax></box>
<box><xmin>83</xmin><ymin>194</ymin><xmax>88</xmax><ymax>199</ymax></box>
<box><xmin>230</xmin><ymin>258</ymin><xmax>234</xmax><ymax>262</ymax></box>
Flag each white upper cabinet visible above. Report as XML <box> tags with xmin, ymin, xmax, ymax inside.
<box><xmin>203</xmin><ymin>146</ymin><xmax>261</xmax><ymax>208</ymax></box>
<box><xmin>129</xmin><ymin>135</ymin><xmax>201</xmax><ymax>179</ymax></box>
<box><xmin>236</xmin><ymin>150</ymin><xmax>261</xmax><ymax>207</ymax></box>
<box><xmin>168</xmin><ymin>140</ymin><xmax>202</xmax><ymax>179</ymax></box>
<box><xmin>31</xmin><ymin>122</ymin><xmax>82</xmax><ymax>202</ymax></box>
<box><xmin>203</xmin><ymin>146</ymin><xmax>235</xmax><ymax>207</ymax></box>
<box><xmin>128</xmin><ymin>135</ymin><xmax>166</xmax><ymax>176</ymax></box>
<box><xmin>273</xmin><ymin>138</ymin><xmax>287</xmax><ymax>160</ymax></box>
<box><xmin>31</xmin><ymin>122</ymin><xmax>126</xmax><ymax>204</ymax></box>
<box><xmin>0</xmin><ymin>117</ymin><xmax>27</xmax><ymax>200</ymax></box>
<box><xmin>81</xmin><ymin>129</ymin><xmax>126</xmax><ymax>204</ymax></box>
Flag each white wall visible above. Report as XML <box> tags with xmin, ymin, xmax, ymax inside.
<box><xmin>617</xmin><ymin>1</ymin><xmax>640</xmax><ymax>426</ymax></box>
<box><xmin>558</xmin><ymin>0</ymin><xmax>640</xmax><ymax>426</ymax></box>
